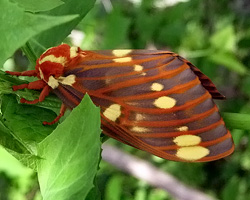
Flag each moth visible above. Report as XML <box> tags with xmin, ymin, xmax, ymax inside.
<box><xmin>6</xmin><ymin>44</ymin><xmax>234</xmax><ymax>162</ymax></box>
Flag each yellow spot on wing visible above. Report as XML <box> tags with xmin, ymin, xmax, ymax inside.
<box><xmin>48</xmin><ymin>75</ymin><xmax>76</xmax><ymax>89</ymax></box>
<box><xmin>134</xmin><ymin>65</ymin><xmax>143</xmax><ymax>71</ymax></box>
<box><xmin>39</xmin><ymin>55</ymin><xmax>67</xmax><ymax>65</ymax></box>
<box><xmin>112</xmin><ymin>50</ymin><xmax>132</xmax><ymax>57</ymax></box>
<box><xmin>176</xmin><ymin>146</ymin><xmax>209</xmax><ymax>161</ymax></box>
<box><xmin>154</xmin><ymin>96</ymin><xmax>176</xmax><ymax>109</ymax></box>
<box><xmin>151</xmin><ymin>83</ymin><xmax>164</xmax><ymax>91</ymax></box>
<box><xmin>135</xmin><ymin>113</ymin><xmax>145</xmax><ymax>121</ymax></box>
<box><xmin>173</xmin><ymin>135</ymin><xmax>201</xmax><ymax>147</ymax></box>
<box><xmin>176</xmin><ymin>126</ymin><xmax>189</xmax><ymax>131</ymax></box>
<box><xmin>70</xmin><ymin>46</ymin><xmax>78</xmax><ymax>58</ymax></box>
<box><xmin>103</xmin><ymin>104</ymin><xmax>121</xmax><ymax>122</ymax></box>
<box><xmin>58</xmin><ymin>75</ymin><xmax>76</xmax><ymax>86</ymax></box>
<box><xmin>113</xmin><ymin>57</ymin><xmax>132</xmax><ymax>63</ymax></box>
<box><xmin>48</xmin><ymin>76</ymin><xmax>59</xmax><ymax>89</ymax></box>
<box><xmin>131</xmin><ymin>126</ymin><xmax>149</xmax><ymax>133</ymax></box>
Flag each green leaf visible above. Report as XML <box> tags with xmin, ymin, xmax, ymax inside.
<box><xmin>12</xmin><ymin>0</ymin><xmax>64</xmax><ymax>12</ymax></box>
<box><xmin>0</xmin><ymin>94</ymin><xmax>57</xmax><ymax>169</ymax></box>
<box><xmin>222</xmin><ymin>112</ymin><xmax>250</xmax><ymax>130</ymax></box>
<box><xmin>32</xmin><ymin>0</ymin><xmax>96</xmax><ymax>56</ymax></box>
<box><xmin>101</xmin><ymin>8</ymin><xmax>131</xmax><ymax>49</ymax></box>
<box><xmin>210</xmin><ymin>24</ymin><xmax>236</xmax><ymax>52</ymax></box>
<box><xmin>181</xmin><ymin>22</ymin><xmax>207</xmax><ymax>50</ymax></box>
<box><xmin>37</xmin><ymin>94</ymin><xmax>101</xmax><ymax>200</ymax></box>
<box><xmin>135</xmin><ymin>182</ymin><xmax>147</xmax><ymax>200</ymax></box>
<box><xmin>105</xmin><ymin>176</ymin><xmax>123</xmax><ymax>200</ymax></box>
<box><xmin>0</xmin><ymin>145</ymin><xmax>33</xmax><ymax>178</ymax></box>
<box><xmin>0</xmin><ymin>0</ymin><xmax>78</xmax><ymax>66</ymax></box>
<box><xmin>158</xmin><ymin>21</ymin><xmax>185</xmax><ymax>47</ymax></box>
<box><xmin>148</xmin><ymin>189</ymin><xmax>169</xmax><ymax>200</ymax></box>
<box><xmin>135</xmin><ymin>9</ymin><xmax>161</xmax><ymax>48</ymax></box>
<box><xmin>0</xmin><ymin>72</ymin><xmax>60</xmax><ymax>168</ymax></box>
<box><xmin>0</xmin><ymin>120</ymin><xmax>29</xmax><ymax>154</ymax></box>
<box><xmin>0</xmin><ymin>71</ymin><xmax>61</xmax><ymax>109</ymax></box>
<box><xmin>0</xmin><ymin>95</ymin><xmax>56</xmax><ymax>154</ymax></box>
<box><xmin>238</xmin><ymin>35</ymin><xmax>250</xmax><ymax>49</ymax></box>
<box><xmin>208</xmin><ymin>52</ymin><xmax>247</xmax><ymax>75</ymax></box>
<box><xmin>222</xmin><ymin>176</ymin><xmax>240</xmax><ymax>200</ymax></box>
<box><xmin>241</xmin><ymin>76</ymin><xmax>250</xmax><ymax>97</ymax></box>
<box><xmin>85</xmin><ymin>181</ymin><xmax>101</xmax><ymax>200</ymax></box>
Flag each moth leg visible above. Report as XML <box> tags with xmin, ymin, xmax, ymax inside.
<box><xmin>43</xmin><ymin>104</ymin><xmax>67</xmax><ymax>125</ymax></box>
<box><xmin>20</xmin><ymin>84</ymin><xmax>51</xmax><ymax>104</ymax></box>
<box><xmin>12</xmin><ymin>79</ymin><xmax>47</xmax><ymax>91</ymax></box>
<box><xmin>6</xmin><ymin>70</ymin><xmax>37</xmax><ymax>77</ymax></box>
<box><xmin>13</xmin><ymin>79</ymin><xmax>48</xmax><ymax>104</ymax></box>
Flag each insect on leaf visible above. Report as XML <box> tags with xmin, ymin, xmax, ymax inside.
<box><xmin>5</xmin><ymin>44</ymin><xmax>234</xmax><ymax>162</ymax></box>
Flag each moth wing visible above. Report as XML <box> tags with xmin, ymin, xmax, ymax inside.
<box><xmin>55</xmin><ymin>49</ymin><xmax>234</xmax><ymax>162</ymax></box>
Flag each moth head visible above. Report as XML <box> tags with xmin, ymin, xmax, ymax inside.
<box><xmin>35</xmin><ymin>44</ymin><xmax>79</xmax><ymax>82</ymax></box>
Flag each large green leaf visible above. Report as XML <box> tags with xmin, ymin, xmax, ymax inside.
<box><xmin>12</xmin><ymin>0</ymin><xmax>64</xmax><ymax>12</ymax></box>
<box><xmin>0</xmin><ymin>0</ymin><xmax>78</xmax><ymax>66</ymax></box>
<box><xmin>31</xmin><ymin>0</ymin><xmax>96</xmax><ymax>56</ymax></box>
<box><xmin>0</xmin><ymin>94</ymin><xmax>57</xmax><ymax>169</ymax></box>
<box><xmin>0</xmin><ymin>95</ymin><xmax>56</xmax><ymax>154</ymax></box>
<box><xmin>37</xmin><ymin>94</ymin><xmax>101</xmax><ymax>200</ymax></box>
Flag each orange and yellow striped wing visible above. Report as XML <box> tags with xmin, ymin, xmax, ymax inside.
<box><xmin>53</xmin><ymin>49</ymin><xmax>234</xmax><ymax>162</ymax></box>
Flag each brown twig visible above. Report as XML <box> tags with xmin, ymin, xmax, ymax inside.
<box><xmin>102</xmin><ymin>144</ymin><xmax>214</xmax><ymax>200</ymax></box>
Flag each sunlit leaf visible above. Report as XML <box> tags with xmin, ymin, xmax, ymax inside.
<box><xmin>37</xmin><ymin>95</ymin><xmax>101</xmax><ymax>200</ymax></box>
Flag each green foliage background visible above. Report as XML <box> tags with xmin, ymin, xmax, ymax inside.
<box><xmin>1</xmin><ymin>0</ymin><xmax>250</xmax><ymax>199</ymax></box>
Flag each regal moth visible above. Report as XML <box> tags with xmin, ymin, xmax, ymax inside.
<box><xmin>6</xmin><ymin>44</ymin><xmax>234</xmax><ymax>162</ymax></box>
